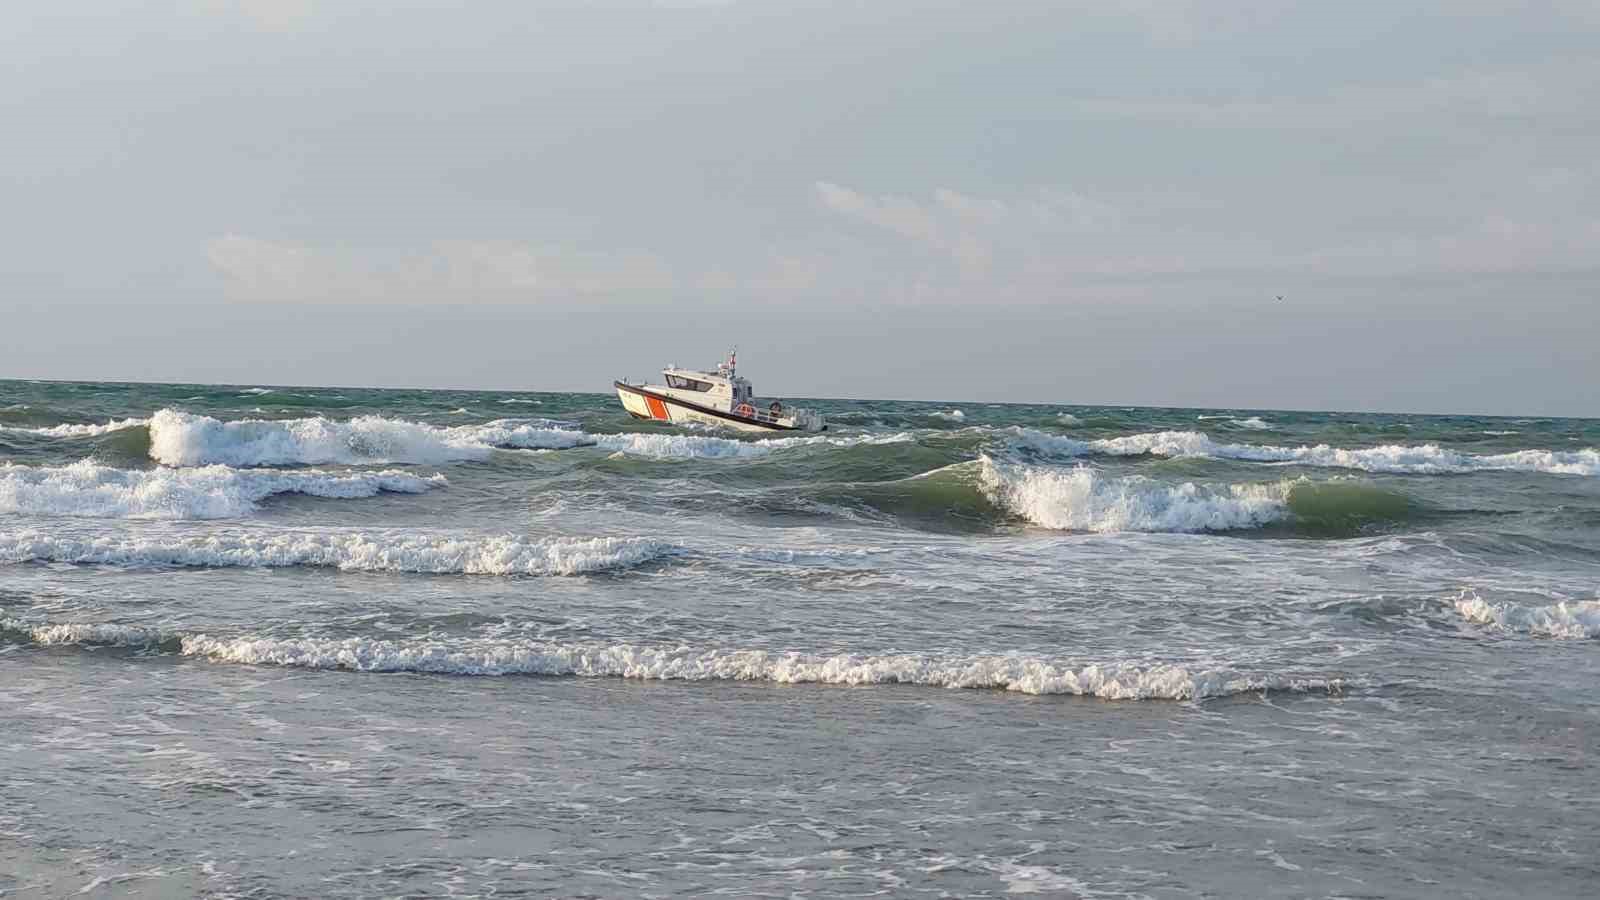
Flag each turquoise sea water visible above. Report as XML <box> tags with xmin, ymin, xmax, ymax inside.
<box><xmin>3</xmin><ymin>378</ymin><xmax>1597</xmax><ymax>897</ymax></box>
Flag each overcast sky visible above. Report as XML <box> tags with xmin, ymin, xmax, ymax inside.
<box><xmin>3</xmin><ymin>1</ymin><xmax>1596</xmax><ymax>414</ymax></box>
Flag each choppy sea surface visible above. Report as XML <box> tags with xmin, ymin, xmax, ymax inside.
<box><xmin>2</xmin><ymin>378</ymin><xmax>1597</xmax><ymax>898</ymax></box>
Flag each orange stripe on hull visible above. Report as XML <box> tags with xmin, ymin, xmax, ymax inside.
<box><xmin>646</xmin><ymin>396</ymin><xmax>669</xmax><ymax>420</ymax></box>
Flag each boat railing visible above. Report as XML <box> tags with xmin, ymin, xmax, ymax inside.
<box><xmin>735</xmin><ymin>402</ymin><xmax>808</xmax><ymax>425</ymax></box>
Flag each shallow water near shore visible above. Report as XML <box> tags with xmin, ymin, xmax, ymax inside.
<box><xmin>3</xmin><ymin>379</ymin><xmax>1597</xmax><ymax>897</ymax></box>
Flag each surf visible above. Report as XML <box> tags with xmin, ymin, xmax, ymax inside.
<box><xmin>0</xmin><ymin>617</ymin><xmax>1353</xmax><ymax>700</ymax></box>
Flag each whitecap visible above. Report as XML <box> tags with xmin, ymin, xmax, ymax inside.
<box><xmin>148</xmin><ymin>409</ymin><xmax>492</xmax><ymax>466</ymax></box>
<box><xmin>0</xmin><ymin>461</ymin><xmax>443</xmax><ymax>519</ymax></box>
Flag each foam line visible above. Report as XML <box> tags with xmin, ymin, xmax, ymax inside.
<box><xmin>0</xmin><ymin>528</ymin><xmax>669</xmax><ymax>575</ymax></box>
<box><xmin>0</xmin><ymin>618</ymin><xmax>1348</xmax><ymax>700</ymax></box>
<box><xmin>1007</xmin><ymin>427</ymin><xmax>1600</xmax><ymax>476</ymax></box>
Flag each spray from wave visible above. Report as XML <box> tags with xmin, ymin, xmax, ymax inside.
<box><xmin>0</xmin><ymin>461</ymin><xmax>443</xmax><ymax>519</ymax></box>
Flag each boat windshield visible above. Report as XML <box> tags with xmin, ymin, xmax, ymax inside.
<box><xmin>664</xmin><ymin>374</ymin><xmax>714</xmax><ymax>392</ymax></box>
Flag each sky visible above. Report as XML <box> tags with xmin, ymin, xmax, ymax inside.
<box><xmin>2</xmin><ymin>0</ymin><xmax>1597</xmax><ymax>415</ymax></box>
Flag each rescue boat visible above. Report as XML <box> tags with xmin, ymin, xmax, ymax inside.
<box><xmin>615</xmin><ymin>351</ymin><xmax>825</xmax><ymax>433</ymax></box>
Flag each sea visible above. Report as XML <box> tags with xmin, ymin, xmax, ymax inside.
<box><xmin>2</xmin><ymin>378</ymin><xmax>1597</xmax><ymax>898</ymax></box>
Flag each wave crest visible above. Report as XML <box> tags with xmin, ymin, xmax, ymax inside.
<box><xmin>0</xmin><ymin>417</ymin><xmax>150</xmax><ymax>438</ymax></box>
<box><xmin>0</xmin><ymin>461</ymin><xmax>443</xmax><ymax>519</ymax></box>
<box><xmin>148</xmin><ymin>409</ymin><xmax>493</xmax><ymax>466</ymax></box>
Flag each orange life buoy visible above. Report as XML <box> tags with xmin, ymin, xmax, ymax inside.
<box><xmin>735</xmin><ymin>402</ymin><xmax>755</xmax><ymax>418</ymax></box>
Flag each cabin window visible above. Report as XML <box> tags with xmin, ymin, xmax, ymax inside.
<box><xmin>666</xmin><ymin>375</ymin><xmax>713</xmax><ymax>392</ymax></box>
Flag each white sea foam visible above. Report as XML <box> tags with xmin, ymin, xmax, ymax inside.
<box><xmin>1006</xmin><ymin>427</ymin><xmax>1600</xmax><ymax>476</ymax></box>
<box><xmin>498</xmin><ymin>398</ymin><xmax>541</xmax><ymax>405</ymax></box>
<box><xmin>932</xmin><ymin>409</ymin><xmax>966</xmax><ymax>421</ymax></box>
<box><xmin>978</xmin><ymin>456</ymin><xmax>1288</xmax><ymax>533</ymax></box>
<box><xmin>0</xmin><ymin>461</ymin><xmax>443</xmax><ymax>519</ymax></box>
<box><xmin>0</xmin><ymin>618</ymin><xmax>174</xmax><ymax>648</ymax></box>
<box><xmin>1056</xmin><ymin>413</ymin><xmax>1082</xmax><ymax>425</ymax></box>
<box><xmin>1232</xmin><ymin>416</ymin><xmax>1271</xmax><ymax>430</ymax></box>
<box><xmin>239</xmin><ymin>387</ymin><xmax>274</xmax><ymax>395</ymax></box>
<box><xmin>0</xmin><ymin>417</ymin><xmax>150</xmax><ymax>438</ymax></box>
<box><xmin>1454</xmin><ymin>591</ymin><xmax>1600</xmax><ymax>639</ymax></box>
<box><xmin>175</xmin><ymin>635</ymin><xmax>1342</xmax><ymax>699</ymax></box>
<box><xmin>0</xmin><ymin>529</ymin><xmax>670</xmax><ymax>575</ymax></box>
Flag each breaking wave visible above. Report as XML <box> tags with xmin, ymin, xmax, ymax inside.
<box><xmin>0</xmin><ymin>529</ymin><xmax>671</xmax><ymax>575</ymax></box>
<box><xmin>148</xmin><ymin>409</ymin><xmax>497</xmax><ymax>466</ymax></box>
<box><xmin>1007</xmin><ymin>428</ymin><xmax>1600</xmax><ymax>476</ymax></box>
<box><xmin>143</xmin><ymin>409</ymin><xmax>910</xmax><ymax>465</ymax></box>
<box><xmin>1454</xmin><ymin>590</ymin><xmax>1600</xmax><ymax>639</ymax></box>
<box><xmin>977</xmin><ymin>456</ymin><xmax>1289</xmax><ymax>533</ymax></box>
<box><xmin>815</xmin><ymin>459</ymin><xmax>1412</xmax><ymax>536</ymax></box>
<box><xmin>0</xmin><ymin>619</ymin><xmax>1349</xmax><ymax>700</ymax></box>
<box><xmin>0</xmin><ymin>461</ymin><xmax>443</xmax><ymax>519</ymax></box>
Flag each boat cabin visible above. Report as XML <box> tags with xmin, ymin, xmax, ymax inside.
<box><xmin>657</xmin><ymin>364</ymin><xmax>759</xmax><ymax>414</ymax></box>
